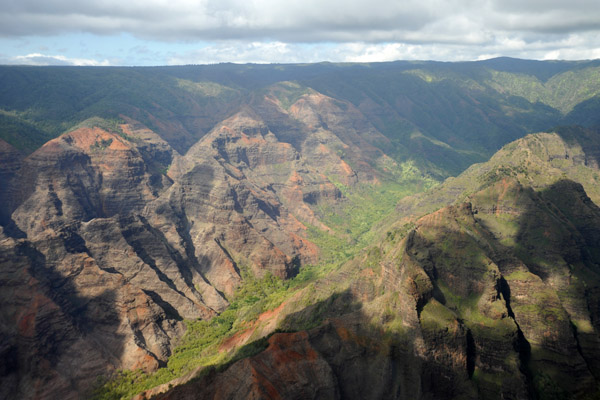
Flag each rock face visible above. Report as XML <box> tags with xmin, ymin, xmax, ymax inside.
<box><xmin>154</xmin><ymin>130</ymin><xmax>600</xmax><ymax>400</ymax></box>
<box><xmin>2</xmin><ymin>66</ymin><xmax>600</xmax><ymax>399</ymax></box>
<box><xmin>0</xmin><ymin>139</ymin><xmax>24</xmax><ymax>228</ymax></box>
<box><xmin>0</xmin><ymin>83</ymin><xmax>408</xmax><ymax>399</ymax></box>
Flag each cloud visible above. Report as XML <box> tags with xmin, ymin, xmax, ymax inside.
<box><xmin>1</xmin><ymin>0</ymin><xmax>600</xmax><ymax>63</ymax></box>
<box><xmin>163</xmin><ymin>32</ymin><xmax>600</xmax><ymax>65</ymax></box>
<box><xmin>167</xmin><ymin>42</ymin><xmax>297</xmax><ymax>64</ymax></box>
<box><xmin>9</xmin><ymin>53</ymin><xmax>110</xmax><ymax>66</ymax></box>
<box><xmin>2</xmin><ymin>0</ymin><xmax>599</xmax><ymax>43</ymax></box>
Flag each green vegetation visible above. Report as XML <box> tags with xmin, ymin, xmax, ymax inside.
<box><xmin>0</xmin><ymin>66</ymin><xmax>246</xmax><ymax>154</ymax></box>
<box><xmin>310</xmin><ymin>166</ymin><xmax>437</xmax><ymax>262</ymax></box>
<box><xmin>435</xmin><ymin>279</ymin><xmax>515</xmax><ymax>338</ymax></box>
<box><xmin>487</xmin><ymin>67</ymin><xmax>600</xmax><ymax>114</ymax></box>
<box><xmin>385</xmin><ymin>222</ymin><xmax>416</xmax><ymax>244</ymax></box>
<box><xmin>0</xmin><ymin>111</ymin><xmax>54</xmax><ymax>153</ymax></box>
<box><xmin>90</xmin><ymin>138</ymin><xmax>113</xmax><ymax>151</ymax></box>
<box><xmin>505</xmin><ymin>269</ymin><xmax>534</xmax><ymax>281</ymax></box>
<box><xmin>91</xmin><ymin>260</ymin><xmax>347</xmax><ymax>399</ymax></box>
<box><xmin>176</xmin><ymin>79</ymin><xmax>239</xmax><ymax>99</ymax></box>
<box><xmin>90</xmin><ymin>170</ymin><xmax>432</xmax><ymax>398</ymax></box>
<box><xmin>396</xmin><ymin>126</ymin><xmax>600</xmax><ymax>223</ymax></box>
<box><xmin>531</xmin><ymin>371</ymin><xmax>569</xmax><ymax>400</ymax></box>
<box><xmin>420</xmin><ymin>299</ymin><xmax>458</xmax><ymax>331</ymax></box>
<box><xmin>1</xmin><ymin>60</ymin><xmax>599</xmax><ymax>177</ymax></box>
<box><xmin>269</xmin><ymin>81</ymin><xmax>313</xmax><ymax>110</ymax></box>
<box><xmin>309</xmin><ymin>186</ymin><xmax>396</xmax><ymax>261</ymax></box>
<box><xmin>69</xmin><ymin>117</ymin><xmax>127</xmax><ymax>136</ymax></box>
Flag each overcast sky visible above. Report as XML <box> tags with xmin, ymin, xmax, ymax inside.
<box><xmin>1</xmin><ymin>0</ymin><xmax>600</xmax><ymax>66</ymax></box>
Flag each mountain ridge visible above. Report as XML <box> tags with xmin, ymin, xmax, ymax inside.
<box><xmin>140</xmin><ymin>126</ymin><xmax>600</xmax><ymax>400</ymax></box>
<box><xmin>1</xmin><ymin>60</ymin><xmax>600</xmax><ymax>399</ymax></box>
<box><xmin>3</xmin><ymin>60</ymin><xmax>600</xmax><ymax>176</ymax></box>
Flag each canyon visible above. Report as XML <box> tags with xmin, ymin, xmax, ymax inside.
<box><xmin>0</xmin><ymin>59</ymin><xmax>599</xmax><ymax>399</ymax></box>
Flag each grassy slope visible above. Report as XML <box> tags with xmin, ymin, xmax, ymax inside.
<box><xmin>486</xmin><ymin>66</ymin><xmax>600</xmax><ymax>113</ymax></box>
<box><xmin>0</xmin><ymin>66</ymin><xmax>245</xmax><ymax>154</ymax></box>
<box><xmin>385</xmin><ymin>126</ymin><xmax>600</xmax><ymax>397</ymax></box>
<box><xmin>0</xmin><ymin>111</ymin><xmax>53</xmax><ymax>153</ymax></box>
<box><xmin>393</xmin><ymin>126</ymin><xmax>600</xmax><ymax>223</ymax></box>
<box><xmin>119</xmin><ymin>125</ymin><xmax>600</xmax><ymax>399</ymax></box>
<box><xmin>91</xmin><ymin>163</ymin><xmax>437</xmax><ymax>398</ymax></box>
<box><xmin>302</xmin><ymin>62</ymin><xmax>585</xmax><ymax>176</ymax></box>
<box><xmin>91</xmin><ymin>265</ymin><xmax>332</xmax><ymax>399</ymax></box>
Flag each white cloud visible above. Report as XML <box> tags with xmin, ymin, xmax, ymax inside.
<box><xmin>163</xmin><ymin>32</ymin><xmax>600</xmax><ymax>65</ymax></box>
<box><xmin>167</xmin><ymin>42</ymin><xmax>298</xmax><ymax>64</ymax></box>
<box><xmin>1</xmin><ymin>0</ymin><xmax>600</xmax><ymax>64</ymax></box>
<box><xmin>3</xmin><ymin>0</ymin><xmax>599</xmax><ymax>42</ymax></box>
<box><xmin>11</xmin><ymin>53</ymin><xmax>110</xmax><ymax>66</ymax></box>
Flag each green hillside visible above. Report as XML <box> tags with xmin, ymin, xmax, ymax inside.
<box><xmin>2</xmin><ymin>59</ymin><xmax>600</xmax><ymax>175</ymax></box>
<box><xmin>394</xmin><ymin>125</ymin><xmax>600</xmax><ymax>220</ymax></box>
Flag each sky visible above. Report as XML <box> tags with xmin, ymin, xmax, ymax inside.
<box><xmin>1</xmin><ymin>0</ymin><xmax>600</xmax><ymax>66</ymax></box>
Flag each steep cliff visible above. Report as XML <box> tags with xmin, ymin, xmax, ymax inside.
<box><xmin>0</xmin><ymin>84</ymin><xmax>413</xmax><ymax>398</ymax></box>
<box><xmin>2</xmin><ymin>60</ymin><xmax>600</xmax><ymax>399</ymax></box>
<box><xmin>150</xmin><ymin>128</ymin><xmax>600</xmax><ymax>400</ymax></box>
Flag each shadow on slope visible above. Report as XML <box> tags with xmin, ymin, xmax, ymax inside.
<box><xmin>106</xmin><ymin>176</ymin><xmax>600</xmax><ymax>400</ymax></box>
<box><xmin>554</xmin><ymin>125</ymin><xmax>600</xmax><ymax>168</ymax></box>
<box><xmin>152</xmin><ymin>284</ymin><xmax>486</xmax><ymax>400</ymax></box>
<box><xmin>0</xmin><ymin>240</ymin><xmax>126</xmax><ymax>400</ymax></box>
<box><xmin>470</xmin><ymin>178</ymin><xmax>600</xmax><ymax>398</ymax></box>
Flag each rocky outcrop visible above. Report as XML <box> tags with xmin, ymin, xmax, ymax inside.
<box><xmin>0</xmin><ymin>113</ymin><xmax>338</xmax><ymax>398</ymax></box>
<box><xmin>0</xmin><ymin>89</ymin><xmax>409</xmax><ymax>398</ymax></box>
<box><xmin>0</xmin><ymin>229</ymin><xmax>187</xmax><ymax>399</ymax></box>
<box><xmin>151</xmin><ymin>128</ymin><xmax>600</xmax><ymax>400</ymax></box>
<box><xmin>160</xmin><ymin>176</ymin><xmax>600</xmax><ymax>399</ymax></box>
<box><xmin>0</xmin><ymin>139</ymin><xmax>23</xmax><ymax>229</ymax></box>
<box><xmin>394</xmin><ymin>128</ymin><xmax>600</xmax><ymax>221</ymax></box>
<box><xmin>3</xmin><ymin>76</ymin><xmax>600</xmax><ymax>400</ymax></box>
